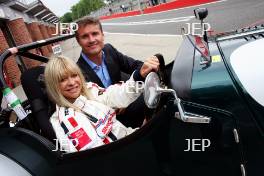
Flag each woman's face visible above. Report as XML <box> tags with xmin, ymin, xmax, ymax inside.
<box><xmin>59</xmin><ymin>73</ymin><xmax>82</xmax><ymax>103</ymax></box>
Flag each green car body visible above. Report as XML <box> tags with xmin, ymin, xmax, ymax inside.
<box><xmin>170</xmin><ymin>27</ymin><xmax>264</xmax><ymax>175</ymax></box>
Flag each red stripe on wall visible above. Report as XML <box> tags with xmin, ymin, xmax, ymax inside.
<box><xmin>100</xmin><ymin>0</ymin><xmax>217</xmax><ymax>20</ymax></box>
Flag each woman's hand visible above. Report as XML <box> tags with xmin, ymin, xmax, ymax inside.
<box><xmin>140</xmin><ymin>56</ymin><xmax>160</xmax><ymax>78</ymax></box>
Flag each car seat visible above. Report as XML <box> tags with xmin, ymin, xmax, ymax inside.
<box><xmin>20</xmin><ymin>66</ymin><xmax>56</xmax><ymax>142</ymax></box>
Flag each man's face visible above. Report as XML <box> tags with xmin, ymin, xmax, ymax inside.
<box><xmin>77</xmin><ymin>24</ymin><xmax>104</xmax><ymax>57</ymax></box>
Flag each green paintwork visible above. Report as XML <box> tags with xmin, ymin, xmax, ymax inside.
<box><xmin>191</xmin><ymin>42</ymin><xmax>236</xmax><ymax>109</ymax></box>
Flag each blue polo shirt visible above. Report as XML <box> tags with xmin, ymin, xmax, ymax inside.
<box><xmin>81</xmin><ymin>52</ymin><xmax>112</xmax><ymax>88</ymax></box>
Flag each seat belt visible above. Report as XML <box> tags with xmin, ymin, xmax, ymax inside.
<box><xmin>82</xmin><ymin>110</ymin><xmax>117</xmax><ymax>142</ymax></box>
<box><xmin>60</xmin><ymin>108</ymin><xmax>117</xmax><ymax>145</ymax></box>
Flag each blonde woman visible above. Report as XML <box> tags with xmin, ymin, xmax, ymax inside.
<box><xmin>44</xmin><ymin>55</ymin><xmax>159</xmax><ymax>153</ymax></box>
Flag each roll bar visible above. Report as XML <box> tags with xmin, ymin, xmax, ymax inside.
<box><xmin>0</xmin><ymin>34</ymin><xmax>75</xmax><ymax>89</ymax></box>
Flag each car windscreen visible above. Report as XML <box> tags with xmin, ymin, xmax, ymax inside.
<box><xmin>170</xmin><ymin>35</ymin><xmax>195</xmax><ymax>100</ymax></box>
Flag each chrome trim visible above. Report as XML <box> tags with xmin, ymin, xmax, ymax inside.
<box><xmin>216</xmin><ymin>29</ymin><xmax>264</xmax><ymax>41</ymax></box>
<box><xmin>155</xmin><ymin>87</ymin><xmax>211</xmax><ymax>124</ymax></box>
<box><xmin>233</xmin><ymin>129</ymin><xmax>239</xmax><ymax>143</ymax></box>
<box><xmin>241</xmin><ymin>164</ymin><xmax>246</xmax><ymax>176</ymax></box>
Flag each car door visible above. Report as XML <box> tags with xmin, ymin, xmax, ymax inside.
<box><xmin>159</xmin><ymin>100</ymin><xmax>243</xmax><ymax>176</ymax></box>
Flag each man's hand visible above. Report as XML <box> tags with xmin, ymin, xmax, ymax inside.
<box><xmin>140</xmin><ymin>56</ymin><xmax>160</xmax><ymax>78</ymax></box>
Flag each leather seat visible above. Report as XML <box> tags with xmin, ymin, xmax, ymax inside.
<box><xmin>21</xmin><ymin>66</ymin><xmax>56</xmax><ymax>142</ymax></box>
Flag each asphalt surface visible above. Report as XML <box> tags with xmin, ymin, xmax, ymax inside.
<box><xmin>101</xmin><ymin>0</ymin><xmax>264</xmax><ymax>34</ymax></box>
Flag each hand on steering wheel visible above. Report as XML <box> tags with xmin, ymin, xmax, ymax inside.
<box><xmin>140</xmin><ymin>56</ymin><xmax>160</xmax><ymax>78</ymax></box>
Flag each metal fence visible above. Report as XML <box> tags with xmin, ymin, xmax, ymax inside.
<box><xmin>91</xmin><ymin>0</ymin><xmax>153</xmax><ymax>18</ymax></box>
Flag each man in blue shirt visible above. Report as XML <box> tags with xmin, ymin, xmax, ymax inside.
<box><xmin>76</xmin><ymin>17</ymin><xmax>153</xmax><ymax>128</ymax></box>
<box><xmin>81</xmin><ymin>52</ymin><xmax>112</xmax><ymax>88</ymax></box>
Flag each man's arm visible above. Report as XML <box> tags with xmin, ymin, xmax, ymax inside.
<box><xmin>88</xmin><ymin>56</ymin><xmax>159</xmax><ymax>108</ymax></box>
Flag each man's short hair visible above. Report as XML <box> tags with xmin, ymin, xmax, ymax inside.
<box><xmin>75</xmin><ymin>16</ymin><xmax>103</xmax><ymax>39</ymax></box>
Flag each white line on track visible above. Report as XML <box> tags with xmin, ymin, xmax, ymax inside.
<box><xmin>102</xmin><ymin>16</ymin><xmax>194</xmax><ymax>26</ymax></box>
<box><xmin>104</xmin><ymin>32</ymin><xmax>182</xmax><ymax>37</ymax></box>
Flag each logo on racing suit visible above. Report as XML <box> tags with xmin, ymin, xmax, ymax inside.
<box><xmin>68</xmin><ymin>127</ymin><xmax>92</xmax><ymax>151</ymax></box>
<box><xmin>67</xmin><ymin>117</ymin><xmax>92</xmax><ymax>151</ymax></box>
<box><xmin>94</xmin><ymin>110</ymin><xmax>116</xmax><ymax>139</ymax></box>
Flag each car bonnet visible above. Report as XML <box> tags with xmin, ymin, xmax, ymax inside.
<box><xmin>230</xmin><ymin>38</ymin><xmax>264</xmax><ymax>107</ymax></box>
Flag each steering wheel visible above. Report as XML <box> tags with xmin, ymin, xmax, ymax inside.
<box><xmin>154</xmin><ymin>53</ymin><xmax>166</xmax><ymax>85</ymax></box>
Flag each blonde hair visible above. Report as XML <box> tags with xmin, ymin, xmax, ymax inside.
<box><xmin>44</xmin><ymin>55</ymin><xmax>92</xmax><ymax>109</ymax></box>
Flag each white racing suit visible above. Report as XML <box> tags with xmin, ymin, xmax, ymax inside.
<box><xmin>50</xmin><ymin>74</ymin><xmax>143</xmax><ymax>153</ymax></box>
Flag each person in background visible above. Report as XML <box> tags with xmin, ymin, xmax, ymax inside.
<box><xmin>108</xmin><ymin>8</ymin><xmax>113</xmax><ymax>15</ymax></box>
<box><xmin>120</xmin><ymin>4</ymin><xmax>126</xmax><ymax>12</ymax></box>
<box><xmin>150</xmin><ymin>0</ymin><xmax>158</xmax><ymax>6</ymax></box>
